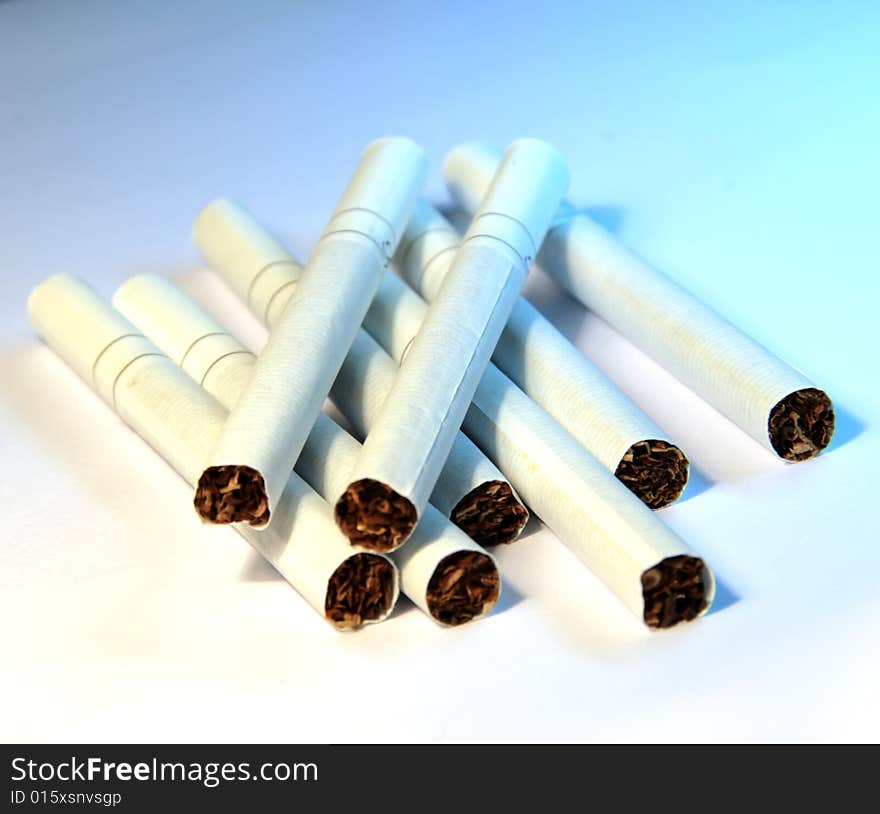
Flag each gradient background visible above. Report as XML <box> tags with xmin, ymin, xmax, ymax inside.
<box><xmin>1</xmin><ymin>0</ymin><xmax>878</xmax><ymax>741</ymax></box>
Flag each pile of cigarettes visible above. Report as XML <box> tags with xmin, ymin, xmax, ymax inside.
<box><xmin>28</xmin><ymin>137</ymin><xmax>835</xmax><ymax>632</ymax></box>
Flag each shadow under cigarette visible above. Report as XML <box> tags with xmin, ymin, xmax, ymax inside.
<box><xmin>238</xmin><ymin>549</ymin><xmax>284</xmax><ymax>582</ymax></box>
<box><xmin>825</xmin><ymin>404</ymin><xmax>865</xmax><ymax>454</ymax></box>
<box><xmin>675</xmin><ymin>464</ymin><xmax>713</xmax><ymax>504</ymax></box>
<box><xmin>0</xmin><ymin>341</ymin><xmax>159</xmax><ymax>520</ymax></box>
<box><xmin>492</xmin><ymin>576</ymin><xmax>525</xmax><ymax>616</ymax></box>
<box><xmin>706</xmin><ymin>576</ymin><xmax>740</xmax><ymax>618</ymax></box>
<box><xmin>385</xmin><ymin>594</ymin><xmax>419</xmax><ymax>622</ymax></box>
<box><xmin>435</xmin><ymin>203</ymin><xmax>470</xmax><ymax>233</ymax></box>
<box><xmin>582</xmin><ymin>205</ymin><xmax>626</xmax><ymax>235</ymax></box>
<box><xmin>512</xmin><ymin>512</ymin><xmax>545</xmax><ymax>542</ymax></box>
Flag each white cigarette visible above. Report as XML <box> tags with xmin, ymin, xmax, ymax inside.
<box><xmin>330</xmin><ymin>138</ymin><xmax>568</xmax><ymax>550</ymax></box>
<box><xmin>194</xmin><ymin>137</ymin><xmax>428</xmax><ymax>528</ymax></box>
<box><xmin>113</xmin><ymin>274</ymin><xmax>501</xmax><ymax>625</ymax></box>
<box><xmin>28</xmin><ymin>274</ymin><xmax>399</xmax><ymax>630</ymax></box>
<box><xmin>394</xmin><ymin>199</ymin><xmax>690</xmax><ymax>509</ymax></box>
<box><xmin>445</xmin><ymin>143</ymin><xmax>835</xmax><ymax>462</ymax></box>
<box><xmin>192</xmin><ymin>199</ymin><xmax>529</xmax><ymax>550</ymax></box>
<box><xmin>195</xmin><ymin>208</ymin><xmax>716</xmax><ymax>629</ymax></box>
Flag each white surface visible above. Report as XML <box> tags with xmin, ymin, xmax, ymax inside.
<box><xmin>1</xmin><ymin>0</ymin><xmax>878</xmax><ymax>743</ymax></box>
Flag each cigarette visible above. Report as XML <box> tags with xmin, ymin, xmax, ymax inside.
<box><xmin>191</xmin><ymin>200</ymin><xmax>528</xmax><ymax>550</ymax></box>
<box><xmin>194</xmin><ymin>137</ymin><xmax>428</xmax><ymax>528</ymax></box>
<box><xmin>113</xmin><ymin>274</ymin><xmax>501</xmax><ymax>625</ymax></box>
<box><xmin>444</xmin><ymin>143</ymin><xmax>835</xmax><ymax>462</ymax></box>
<box><xmin>195</xmin><ymin>210</ymin><xmax>715</xmax><ymax>630</ymax></box>
<box><xmin>28</xmin><ymin>273</ymin><xmax>399</xmax><ymax>631</ymax></box>
<box><xmin>393</xmin><ymin>199</ymin><xmax>690</xmax><ymax>509</ymax></box>
<box><xmin>331</xmin><ymin>138</ymin><xmax>568</xmax><ymax>549</ymax></box>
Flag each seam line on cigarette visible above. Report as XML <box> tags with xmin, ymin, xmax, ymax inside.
<box><xmin>318</xmin><ymin>227</ymin><xmax>390</xmax><ymax>261</ymax></box>
<box><xmin>397</xmin><ymin>227</ymin><xmax>459</xmax><ymax>270</ymax></box>
<box><xmin>327</xmin><ymin>206</ymin><xmax>397</xmax><ymax>243</ymax></box>
<box><xmin>464</xmin><ymin>232</ymin><xmax>532</xmax><ymax>269</ymax></box>
<box><xmin>109</xmin><ymin>353</ymin><xmax>164</xmax><ymax>410</ymax></box>
<box><xmin>399</xmin><ymin>335</ymin><xmax>416</xmax><ymax>363</ymax></box>
<box><xmin>246</xmin><ymin>260</ymin><xmax>301</xmax><ymax>311</ymax></box>
<box><xmin>407</xmin><ymin>283</ymin><xmax>510</xmax><ymax>498</ymax></box>
<box><xmin>178</xmin><ymin>331</ymin><xmax>228</xmax><ymax>368</ymax></box>
<box><xmin>420</xmin><ymin>245</ymin><xmax>459</xmax><ymax>282</ymax></box>
<box><xmin>197</xmin><ymin>349</ymin><xmax>255</xmax><ymax>387</ymax></box>
<box><xmin>469</xmin><ymin>211</ymin><xmax>537</xmax><ymax>256</ymax></box>
<box><xmin>262</xmin><ymin>279</ymin><xmax>297</xmax><ymax>324</ymax></box>
<box><xmin>91</xmin><ymin>333</ymin><xmax>144</xmax><ymax>385</ymax></box>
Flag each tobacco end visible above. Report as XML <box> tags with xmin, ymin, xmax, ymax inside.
<box><xmin>451</xmin><ymin>480</ymin><xmax>529</xmax><ymax>546</ymax></box>
<box><xmin>615</xmin><ymin>440</ymin><xmax>689</xmax><ymax>510</ymax></box>
<box><xmin>325</xmin><ymin>553</ymin><xmax>396</xmax><ymax>630</ymax></box>
<box><xmin>194</xmin><ymin>465</ymin><xmax>270</xmax><ymax>526</ymax></box>
<box><xmin>426</xmin><ymin>551</ymin><xmax>500</xmax><ymax>626</ymax></box>
<box><xmin>768</xmin><ymin>387</ymin><xmax>834</xmax><ymax>461</ymax></box>
<box><xmin>334</xmin><ymin>478</ymin><xmax>418</xmax><ymax>552</ymax></box>
<box><xmin>641</xmin><ymin>555</ymin><xmax>708</xmax><ymax>629</ymax></box>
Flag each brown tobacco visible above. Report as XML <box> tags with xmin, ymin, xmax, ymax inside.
<box><xmin>614</xmin><ymin>440</ymin><xmax>689</xmax><ymax>510</ymax></box>
<box><xmin>335</xmin><ymin>478</ymin><xmax>418</xmax><ymax>551</ymax></box>
<box><xmin>325</xmin><ymin>553</ymin><xmax>396</xmax><ymax>630</ymax></box>
<box><xmin>426</xmin><ymin>551</ymin><xmax>500</xmax><ymax>626</ymax></box>
<box><xmin>451</xmin><ymin>480</ymin><xmax>529</xmax><ymax>546</ymax></box>
<box><xmin>194</xmin><ymin>465</ymin><xmax>270</xmax><ymax>526</ymax></box>
<box><xmin>641</xmin><ymin>555</ymin><xmax>708</xmax><ymax>629</ymax></box>
<box><xmin>768</xmin><ymin>388</ymin><xmax>835</xmax><ymax>461</ymax></box>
